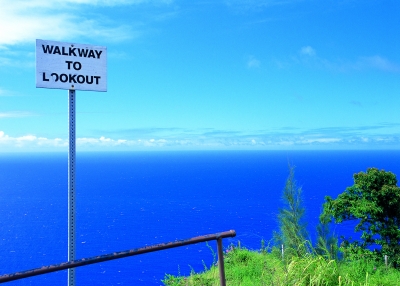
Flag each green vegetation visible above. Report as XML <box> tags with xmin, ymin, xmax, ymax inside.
<box><xmin>163</xmin><ymin>167</ymin><xmax>400</xmax><ymax>285</ymax></box>
<box><xmin>322</xmin><ymin>168</ymin><xmax>400</xmax><ymax>265</ymax></box>
<box><xmin>163</xmin><ymin>246</ymin><xmax>400</xmax><ymax>285</ymax></box>
<box><xmin>274</xmin><ymin>165</ymin><xmax>310</xmax><ymax>258</ymax></box>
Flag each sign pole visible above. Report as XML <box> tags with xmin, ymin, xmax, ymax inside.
<box><xmin>68</xmin><ymin>89</ymin><xmax>76</xmax><ymax>286</ymax></box>
<box><xmin>36</xmin><ymin>39</ymin><xmax>107</xmax><ymax>285</ymax></box>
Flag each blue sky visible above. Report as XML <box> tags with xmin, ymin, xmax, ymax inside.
<box><xmin>0</xmin><ymin>0</ymin><xmax>399</xmax><ymax>151</ymax></box>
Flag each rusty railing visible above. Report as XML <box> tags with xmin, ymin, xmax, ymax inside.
<box><xmin>0</xmin><ymin>230</ymin><xmax>236</xmax><ymax>285</ymax></box>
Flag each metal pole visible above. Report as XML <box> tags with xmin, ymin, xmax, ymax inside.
<box><xmin>68</xmin><ymin>89</ymin><xmax>76</xmax><ymax>286</ymax></box>
<box><xmin>217</xmin><ymin>237</ymin><xmax>226</xmax><ymax>286</ymax></box>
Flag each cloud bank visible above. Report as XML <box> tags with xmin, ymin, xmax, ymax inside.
<box><xmin>1</xmin><ymin>124</ymin><xmax>399</xmax><ymax>152</ymax></box>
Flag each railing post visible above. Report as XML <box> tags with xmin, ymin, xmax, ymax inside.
<box><xmin>217</xmin><ymin>237</ymin><xmax>226</xmax><ymax>286</ymax></box>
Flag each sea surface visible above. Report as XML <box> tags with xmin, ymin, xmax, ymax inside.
<box><xmin>0</xmin><ymin>150</ymin><xmax>399</xmax><ymax>285</ymax></box>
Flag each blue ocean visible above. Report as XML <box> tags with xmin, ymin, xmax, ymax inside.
<box><xmin>0</xmin><ymin>151</ymin><xmax>399</xmax><ymax>285</ymax></box>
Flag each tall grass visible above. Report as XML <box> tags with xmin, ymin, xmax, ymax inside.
<box><xmin>163</xmin><ymin>244</ymin><xmax>400</xmax><ymax>285</ymax></box>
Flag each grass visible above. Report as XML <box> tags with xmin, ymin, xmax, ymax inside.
<box><xmin>162</xmin><ymin>245</ymin><xmax>400</xmax><ymax>286</ymax></box>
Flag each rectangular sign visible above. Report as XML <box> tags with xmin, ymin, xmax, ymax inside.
<box><xmin>36</xmin><ymin>39</ymin><xmax>107</xmax><ymax>92</ymax></box>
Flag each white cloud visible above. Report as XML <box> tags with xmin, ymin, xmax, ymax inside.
<box><xmin>356</xmin><ymin>56</ymin><xmax>400</xmax><ymax>73</ymax></box>
<box><xmin>77</xmin><ymin>136</ymin><xmax>128</xmax><ymax>146</ymax></box>
<box><xmin>298</xmin><ymin>138</ymin><xmax>341</xmax><ymax>144</ymax></box>
<box><xmin>0</xmin><ymin>0</ymin><xmax>172</xmax><ymax>47</ymax></box>
<box><xmin>0</xmin><ymin>131</ymin><xmax>67</xmax><ymax>148</ymax></box>
<box><xmin>0</xmin><ymin>111</ymin><xmax>34</xmax><ymax>118</ymax></box>
<box><xmin>247</xmin><ymin>55</ymin><xmax>261</xmax><ymax>68</ymax></box>
<box><xmin>293</xmin><ymin>46</ymin><xmax>400</xmax><ymax>73</ymax></box>
<box><xmin>65</xmin><ymin>0</ymin><xmax>174</xmax><ymax>5</ymax></box>
<box><xmin>224</xmin><ymin>0</ymin><xmax>305</xmax><ymax>10</ymax></box>
<box><xmin>300</xmin><ymin>46</ymin><xmax>316</xmax><ymax>56</ymax></box>
<box><xmin>0</xmin><ymin>88</ymin><xmax>7</xmax><ymax>96</ymax></box>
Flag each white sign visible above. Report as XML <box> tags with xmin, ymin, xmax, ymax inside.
<box><xmin>36</xmin><ymin>39</ymin><xmax>107</xmax><ymax>92</ymax></box>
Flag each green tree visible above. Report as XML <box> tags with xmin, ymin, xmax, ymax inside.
<box><xmin>322</xmin><ymin>168</ymin><xmax>400</xmax><ymax>262</ymax></box>
<box><xmin>275</xmin><ymin>164</ymin><xmax>309</xmax><ymax>257</ymax></box>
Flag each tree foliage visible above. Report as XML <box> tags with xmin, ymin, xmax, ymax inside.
<box><xmin>322</xmin><ymin>168</ymin><xmax>400</xmax><ymax>261</ymax></box>
<box><xmin>275</xmin><ymin>164</ymin><xmax>309</xmax><ymax>257</ymax></box>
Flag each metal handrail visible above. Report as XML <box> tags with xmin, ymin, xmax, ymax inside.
<box><xmin>0</xmin><ymin>230</ymin><xmax>236</xmax><ymax>285</ymax></box>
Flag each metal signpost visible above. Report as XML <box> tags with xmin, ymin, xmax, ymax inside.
<box><xmin>36</xmin><ymin>39</ymin><xmax>107</xmax><ymax>286</ymax></box>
